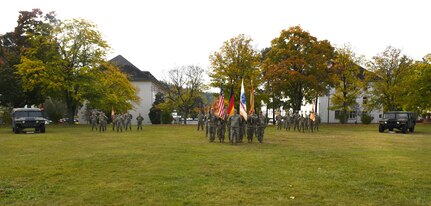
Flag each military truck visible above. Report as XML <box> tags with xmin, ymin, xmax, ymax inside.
<box><xmin>379</xmin><ymin>111</ymin><xmax>416</xmax><ymax>133</ymax></box>
<box><xmin>11</xmin><ymin>108</ymin><xmax>47</xmax><ymax>133</ymax></box>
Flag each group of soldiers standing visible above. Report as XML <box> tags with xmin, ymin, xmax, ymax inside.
<box><xmin>275</xmin><ymin>111</ymin><xmax>320</xmax><ymax>132</ymax></box>
<box><xmin>198</xmin><ymin>108</ymin><xmax>267</xmax><ymax>144</ymax></box>
<box><xmin>90</xmin><ymin>110</ymin><xmax>144</xmax><ymax>132</ymax></box>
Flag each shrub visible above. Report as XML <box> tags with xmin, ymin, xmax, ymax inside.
<box><xmin>361</xmin><ymin>113</ymin><xmax>374</xmax><ymax>124</ymax></box>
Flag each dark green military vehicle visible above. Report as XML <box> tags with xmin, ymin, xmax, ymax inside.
<box><xmin>12</xmin><ymin>108</ymin><xmax>46</xmax><ymax>133</ymax></box>
<box><xmin>379</xmin><ymin>111</ymin><xmax>416</xmax><ymax>133</ymax></box>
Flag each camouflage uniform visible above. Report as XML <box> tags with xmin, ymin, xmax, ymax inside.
<box><xmin>229</xmin><ymin>110</ymin><xmax>241</xmax><ymax>144</ymax></box>
<box><xmin>276</xmin><ymin>113</ymin><xmax>282</xmax><ymax>130</ymax></box>
<box><xmin>209</xmin><ymin>110</ymin><xmax>217</xmax><ymax>142</ymax></box>
<box><xmin>256</xmin><ymin>112</ymin><xmax>267</xmax><ymax>143</ymax></box>
<box><xmin>91</xmin><ymin>112</ymin><xmax>98</xmax><ymax>131</ymax></box>
<box><xmin>99</xmin><ymin>112</ymin><xmax>107</xmax><ymax>132</ymax></box>
<box><xmin>197</xmin><ymin>111</ymin><xmax>204</xmax><ymax>131</ymax></box>
<box><xmin>124</xmin><ymin>113</ymin><xmax>132</xmax><ymax>131</ymax></box>
<box><xmin>205</xmin><ymin>112</ymin><xmax>209</xmax><ymax>137</ymax></box>
<box><xmin>136</xmin><ymin>113</ymin><xmax>144</xmax><ymax>130</ymax></box>
<box><xmin>217</xmin><ymin>116</ymin><xmax>226</xmax><ymax>142</ymax></box>
<box><xmin>116</xmin><ymin>113</ymin><xmax>123</xmax><ymax>132</ymax></box>
<box><xmin>247</xmin><ymin>112</ymin><xmax>257</xmax><ymax>142</ymax></box>
<box><xmin>284</xmin><ymin>113</ymin><xmax>291</xmax><ymax>131</ymax></box>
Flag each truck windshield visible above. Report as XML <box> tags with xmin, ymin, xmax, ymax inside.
<box><xmin>397</xmin><ymin>113</ymin><xmax>408</xmax><ymax>118</ymax></box>
<box><xmin>383</xmin><ymin>113</ymin><xmax>395</xmax><ymax>119</ymax></box>
<box><xmin>14</xmin><ymin>111</ymin><xmax>43</xmax><ymax>118</ymax></box>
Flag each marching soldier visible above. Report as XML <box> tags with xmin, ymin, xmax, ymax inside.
<box><xmin>197</xmin><ymin>110</ymin><xmax>204</xmax><ymax>131</ymax></box>
<box><xmin>229</xmin><ymin>109</ymin><xmax>241</xmax><ymax>144</ymax></box>
<box><xmin>276</xmin><ymin>112</ymin><xmax>282</xmax><ymax>130</ymax></box>
<box><xmin>217</xmin><ymin>113</ymin><xmax>226</xmax><ymax>143</ymax></box>
<box><xmin>99</xmin><ymin>112</ymin><xmax>107</xmax><ymax>132</ymax></box>
<box><xmin>247</xmin><ymin>111</ymin><xmax>257</xmax><ymax>143</ymax></box>
<box><xmin>116</xmin><ymin>113</ymin><xmax>124</xmax><ymax>132</ymax></box>
<box><xmin>205</xmin><ymin>110</ymin><xmax>209</xmax><ymax>137</ymax></box>
<box><xmin>125</xmin><ymin>112</ymin><xmax>133</xmax><ymax>131</ymax></box>
<box><xmin>239</xmin><ymin>116</ymin><xmax>246</xmax><ymax>143</ymax></box>
<box><xmin>284</xmin><ymin>112</ymin><xmax>291</xmax><ymax>131</ymax></box>
<box><xmin>293</xmin><ymin>112</ymin><xmax>300</xmax><ymax>132</ymax></box>
<box><xmin>91</xmin><ymin>111</ymin><xmax>98</xmax><ymax>131</ymax></box>
<box><xmin>256</xmin><ymin>111</ymin><xmax>267</xmax><ymax>143</ymax></box>
<box><xmin>209</xmin><ymin>109</ymin><xmax>217</xmax><ymax>142</ymax></box>
<box><xmin>136</xmin><ymin>113</ymin><xmax>144</xmax><ymax>130</ymax></box>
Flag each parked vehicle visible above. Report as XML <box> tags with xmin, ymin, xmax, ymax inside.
<box><xmin>379</xmin><ymin>111</ymin><xmax>416</xmax><ymax>133</ymax></box>
<box><xmin>11</xmin><ymin>108</ymin><xmax>47</xmax><ymax>133</ymax></box>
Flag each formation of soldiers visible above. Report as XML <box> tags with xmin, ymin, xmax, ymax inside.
<box><xmin>90</xmin><ymin>110</ymin><xmax>144</xmax><ymax>132</ymax></box>
<box><xmin>199</xmin><ymin>108</ymin><xmax>267</xmax><ymax>144</ymax></box>
<box><xmin>275</xmin><ymin>110</ymin><xmax>320</xmax><ymax>133</ymax></box>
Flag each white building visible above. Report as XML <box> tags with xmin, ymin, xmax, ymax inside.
<box><xmin>78</xmin><ymin>55</ymin><xmax>164</xmax><ymax>124</ymax></box>
<box><xmin>110</xmin><ymin>55</ymin><xmax>165</xmax><ymax>124</ymax></box>
<box><xmin>318</xmin><ymin>88</ymin><xmax>382</xmax><ymax>124</ymax></box>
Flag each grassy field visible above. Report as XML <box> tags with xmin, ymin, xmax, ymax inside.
<box><xmin>0</xmin><ymin>123</ymin><xmax>430</xmax><ymax>205</ymax></box>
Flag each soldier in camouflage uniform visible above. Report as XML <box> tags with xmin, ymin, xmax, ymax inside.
<box><xmin>314</xmin><ymin>114</ymin><xmax>320</xmax><ymax>131</ymax></box>
<box><xmin>217</xmin><ymin>113</ymin><xmax>226</xmax><ymax>143</ymax></box>
<box><xmin>197</xmin><ymin>110</ymin><xmax>204</xmax><ymax>131</ymax></box>
<box><xmin>209</xmin><ymin>109</ymin><xmax>217</xmax><ymax>142</ymax></box>
<box><xmin>91</xmin><ymin>111</ymin><xmax>98</xmax><ymax>131</ymax></box>
<box><xmin>276</xmin><ymin>112</ymin><xmax>282</xmax><ymax>130</ymax></box>
<box><xmin>136</xmin><ymin>113</ymin><xmax>144</xmax><ymax>130</ymax></box>
<box><xmin>125</xmin><ymin>112</ymin><xmax>133</xmax><ymax>131</ymax></box>
<box><xmin>229</xmin><ymin>109</ymin><xmax>241</xmax><ymax>144</ymax></box>
<box><xmin>99</xmin><ymin>112</ymin><xmax>107</xmax><ymax>132</ymax></box>
<box><xmin>116</xmin><ymin>113</ymin><xmax>124</xmax><ymax>132</ymax></box>
<box><xmin>284</xmin><ymin>112</ymin><xmax>291</xmax><ymax>131</ymax></box>
<box><xmin>256</xmin><ymin>111</ymin><xmax>267</xmax><ymax>143</ymax></box>
<box><xmin>247</xmin><ymin>111</ymin><xmax>257</xmax><ymax>143</ymax></box>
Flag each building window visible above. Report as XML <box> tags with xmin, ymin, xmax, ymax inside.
<box><xmin>334</xmin><ymin>110</ymin><xmax>340</xmax><ymax>119</ymax></box>
<box><xmin>363</xmin><ymin>97</ymin><xmax>368</xmax><ymax>105</ymax></box>
<box><xmin>349</xmin><ymin>111</ymin><xmax>357</xmax><ymax>119</ymax></box>
<box><xmin>335</xmin><ymin>110</ymin><xmax>356</xmax><ymax>119</ymax></box>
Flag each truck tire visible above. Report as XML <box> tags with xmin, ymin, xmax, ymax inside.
<box><xmin>402</xmin><ymin>125</ymin><xmax>407</xmax><ymax>134</ymax></box>
<box><xmin>40</xmin><ymin>125</ymin><xmax>46</xmax><ymax>133</ymax></box>
<box><xmin>409</xmin><ymin>126</ymin><xmax>415</xmax><ymax>133</ymax></box>
<box><xmin>379</xmin><ymin>125</ymin><xmax>384</xmax><ymax>133</ymax></box>
<box><xmin>14</xmin><ymin>126</ymin><xmax>20</xmax><ymax>134</ymax></box>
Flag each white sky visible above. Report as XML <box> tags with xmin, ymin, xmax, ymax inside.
<box><xmin>1</xmin><ymin>0</ymin><xmax>430</xmax><ymax>81</ymax></box>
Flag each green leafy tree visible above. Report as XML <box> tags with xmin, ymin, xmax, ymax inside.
<box><xmin>366</xmin><ymin>46</ymin><xmax>413</xmax><ymax>112</ymax></box>
<box><xmin>149</xmin><ymin>92</ymin><xmax>165</xmax><ymax>124</ymax></box>
<box><xmin>330</xmin><ymin>44</ymin><xmax>364</xmax><ymax>123</ymax></box>
<box><xmin>16</xmin><ymin>18</ymin><xmax>110</xmax><ymax>124</ymax></box>
<box><xmin>209</xmin><ymin>34</ymin><xmax>261</xmax><ymax>110</ymax></box>
<box><xmin>401</xmin><ymin>54</ymin><xmax>431</xmax><ymax>114</ymax></box>
<box><xmin>161</xmin><ymin>65</ymin><xmax>205</xmax><ymax>124</ymax></box>
<box><xmin>0</xmin><ymin>9</ymin><xmax>56</xmax><ymax>107</ymax></box>
<box><xmin>263</xmin><ymin>26</ymin><xmax>335</xmax><ymax>112</ymax></box>
<box><xmin>85</xmin><ymin>62</ymin><xmax>139</xmax><ymax>114</ymax></box>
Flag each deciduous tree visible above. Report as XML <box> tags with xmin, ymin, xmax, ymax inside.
<box><xmin>263</xmin><ymin>26</ymin><xmax>335</xmax><ymax>112</ymax></box>
<box><xmin>161</xmin><ymin>65</ymin><xmax>205</xmax><ymax>124</ymax></box>
<box><xmin>330</xmin><ymin>44</ymin><xmax>364</xmax><ymax>123</ymax></box>
<box><xmin>366</xmin><ymin>46</ymin><xmax>413</xmax><ymax>112</ymax></box>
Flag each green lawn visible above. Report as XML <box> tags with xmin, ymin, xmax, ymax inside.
<box><xmin>0</xmin><ymin>124</ymin><xmax>430</xmax><ymax>205</ymax></box>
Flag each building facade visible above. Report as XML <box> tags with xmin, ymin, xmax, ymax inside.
<box><xmin>318</xmin><ymin>88</ymin><xmax>382</xmax><ymax>124</ymax></box>
<box><xmin>77</xmin><ymin>55</ymin><xmax>164</xmax><ymax>124</ymax></box>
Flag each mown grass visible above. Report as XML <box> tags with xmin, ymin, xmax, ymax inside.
<box><xmin>0</xmin><ymin>123</ymin><xmax>430</xmax><ymax>205</ymax></box>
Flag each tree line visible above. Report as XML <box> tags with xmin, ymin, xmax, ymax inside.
<box><xmin>1</xmin><ymin>9</ymin><xmax>430</xmax><ymax>124</ymax></box>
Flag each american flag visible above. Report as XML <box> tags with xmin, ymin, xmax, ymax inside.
<box><xmin>217</xmin><ymin>84</ymin><xmax>225</xmax><ymax>118</ymax></box>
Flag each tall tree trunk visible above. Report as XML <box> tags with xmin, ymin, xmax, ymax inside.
<box><xmin>65</xmin><ymin>92</ymin><xmax>76</xmax><ymax>125</ymax></box>
<box><xmin>183</xmin><ymin>111</ymin><xmax>188</xmax><ymax>125</ymax></box>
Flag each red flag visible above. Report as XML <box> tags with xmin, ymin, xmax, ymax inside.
<box><xmin>217</xmin><ymin>84</ymin><xmax>225</xmax><ymax>118</ymax></box>
<box><xmin>227</xmin><ymin>85</ymin><xmax>235</xmax><ymax>116</ymax></box>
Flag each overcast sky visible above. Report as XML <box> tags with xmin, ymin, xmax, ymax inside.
<box><xmin>1</xmin><ymin>0</ymin><xmax>430</xmax><ymax>80</ymax></box>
